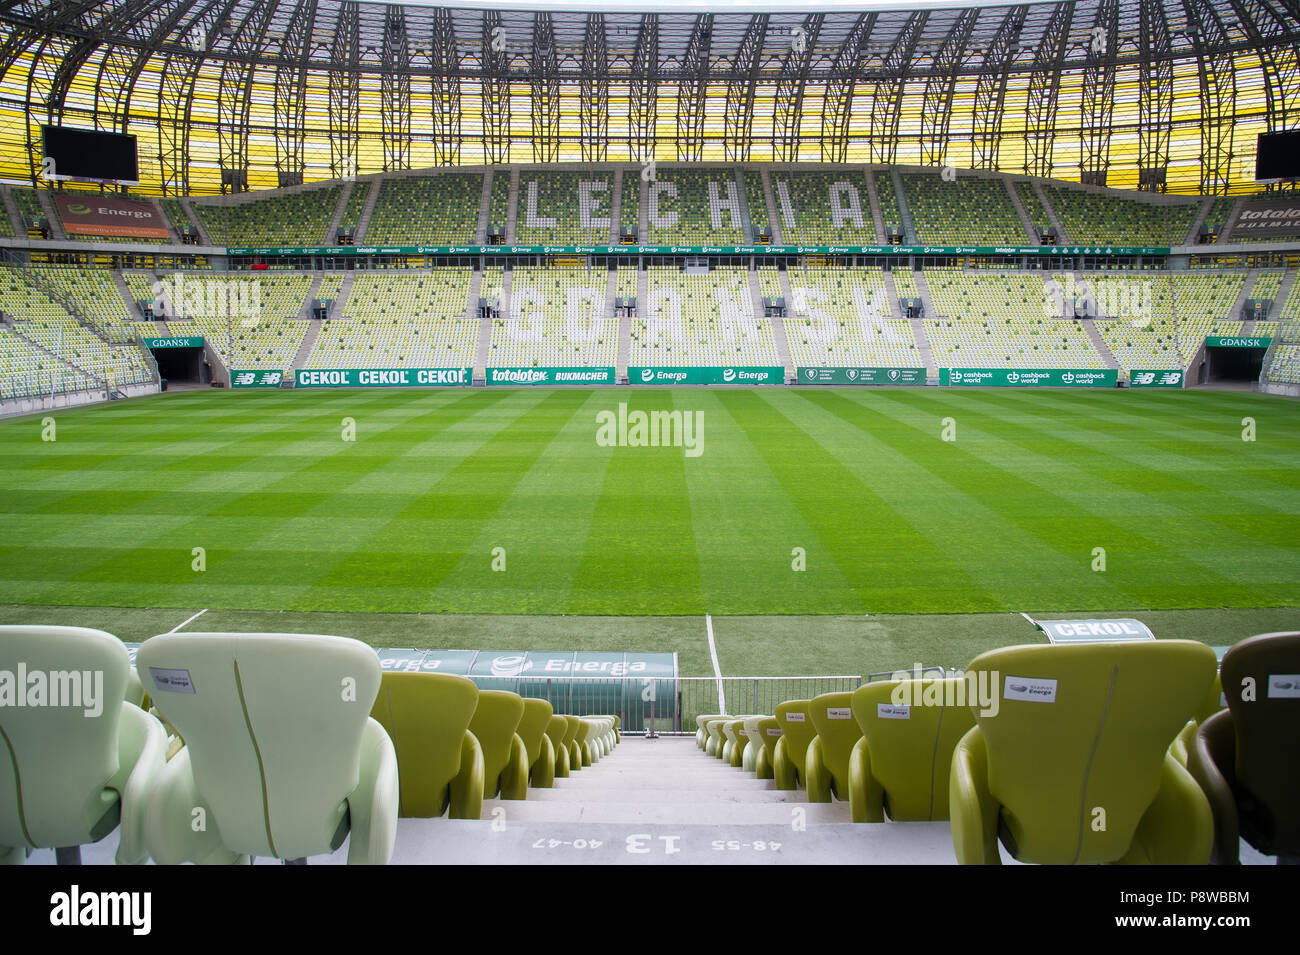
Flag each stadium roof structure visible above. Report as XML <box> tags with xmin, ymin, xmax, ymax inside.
<box><xmin>1</xmin><ymin>0</ymin><xmax>1299</xmax><ymax>196</ymax></box>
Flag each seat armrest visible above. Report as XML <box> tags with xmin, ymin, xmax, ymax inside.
<box><xmin>1187</xmin><ymin>709</ymin><xmax>1239</xmax><ymax>865</ymax></box>
<box><xmin>949</xmin><ymin>727</ymin><xmax>1001</xmax><ymax>865</ymax></box>
<box><xmin>107</xmin><ymin>702</ymin><xmax>168</xmax><ymax>864</ymax></box>
<box><xmin>345</xmin><ymin>718</ymin><xmax>399</xmax><ymax>865</ymax></box>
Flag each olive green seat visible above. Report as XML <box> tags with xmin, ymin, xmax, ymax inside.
<box><xmin>584</xmin><ymin>714</ymin><xmax>619</xmax><ymax>753</ymax></box>
<box><xmin>518</xmin><ymin>698</ymin><xmax>556</xmax><ymax>788</ymax></box>
<box><xmin>706</xmin><ymin>718</ymin><xmax>731</xmax><ymax>758</ymax></box>
<box><xmin>741</xmin><ymin>717</ymin><xmax>770</xmax><ymax>774</ymax></box>
<box><xmin>469</xmin><ymin>689</ymin><xmax>529</xmax><ymax>800</ymax></box>
<box><xmin>722</xmin><ymin>719</ymin><xmax>748</xmax><ymax>767</ymax></box>
<box><xmin>0</xmin><ymin>626</ymin><xmax>167</xmax><ymax>866</ymax></box>
<box><xmin>545</xmin><ymin>715</ymin><xmax>572</xmax><ymax>778</ymax></box>
<box><xmin>563</xmin><ymin>716</ymin><xmax>585</xmax><ymax>770</ymax></box>
<box><xmin>752</xmin><ymin>716</ymin><xmax>780</xmax><ymax>779</ymax></box>
<box><xmin>950</xmin><ymin>640</ymin><xmax>1217</xmax><ymax>865</ymax></box>
<box><xmin>1187</xmin><ymin>632</ymin><xmax>1300</xmax><ymax>864</ymax></box>
<box><xmin>572</xmin><ymin>718</ymin><xmax>596</xmax><ymax>767</ymax></box>
<box><xmin>772</xmin><ymin>700</ymin><xmax>816</xmax><ymax>790</ymax></box>
<box><xmin>369</xmin><ymin>670</ymin><xmax>483</xmax><ymax>819</ymax></box>
<box><xmin>582</xmin><ymin>717</ymin><xmax>615</xmax><ymax>758</ymax></box>
<box><xmin>138</xmin><ymin>632</ymin><xmax>399</xmax><ymax>865</ymax></box>
<box><xmin>847</xmin><ymin>678</ymin><xmax>976</xmax><ymax>823</ymax></box>
<box><xmin>805</xmin><ymin>692</ymin><xmax>863</xmax><ymax>803</ymax></box>
<box><xmin>696</xmin><ymin>714</ymin><xmax>729</xmax><ymax>750</ymax></box>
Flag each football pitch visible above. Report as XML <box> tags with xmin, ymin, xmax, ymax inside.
<box><xmin>1</xmin><ymin>386</ymin><xmax>1297</xmax><ymax>676</ymax></box>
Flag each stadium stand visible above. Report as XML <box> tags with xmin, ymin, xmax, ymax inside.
<box><xmin>190</xmin><ymin>184</ymin><xmax>342</xmax><ymax>246</ymax></box>
<box><xmin>632</xmin><ymin>266</ymin><xmax>779</xmax><ymax>365</ymax></box>
<box><xmin>620</xmin><ymin>168</ymin><xmax>640</xmax><ymax>238</ymax></box>
<box><xmin>1014</xmin><ymin>181</ymin><xmax>1051</xmax><ymax>234</ymax></box>
<box><xmin>769</xmin><ymin>171</ymin><xmax>874</xmax><ymax>245</ymax></box>
<box><xmin>1043</xmin><ymin>184</ymin><xmax>1200</xmax><ymax>246</ymax></box>
<box><xmin>305</xmin><ymin>270</ymin><xmax>476</xmax><ymax>369</ymax></box>
<box><xmin>899</xmin><ymin>172</ymin><xmax>1027</xmax><ymax>245</ymax></box>
<box><xmin>784</xmin><ymin>266</ymin><xmax>922</xmax><ymax>367</ymax></box>
<box><xmin>489</xmin><ymin>265</ymin><xmax>615</xmax><ymax>367</ymax></box>
<box><xmin>488</xmin><ymin>170</ymin><xmax>511</xmax><ymax>239</ymax></box>
<box><xmin>646</xmin><ymin>169</ymin><xmax>747</xmax><ymax>245</ymax></box>
<box><xmin>924</xmin><ymin>269</ymin><xmax>1105</xmax><ymax>367</ymax></box>
<box><xmin>163</xmin><ymin>273</ymin><xmax>312</xmax><ymax>371</ymax></box>
<box><xmin>514</xmin><ymin>171</ymin><xmax>616</xmax><ymax>246</ymax></box>
<box><xmin>873</xmin><ymin>171</ymin><xmax>904</xmax><ymax>237</ymax></box>
<box><xmin>741</xmin><ymin>170</ymin><xmax>769</xmax><ymax>239</ymax></box>
<box><xmin>363</xmin><ymin>173</ymin><xmax>482</xmax><ymax>245</ymax></box>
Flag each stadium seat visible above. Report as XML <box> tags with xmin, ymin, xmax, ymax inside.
<box><xmin>772</xmin><ymin>700</ymin><xmax>817</xmax><ymax>791</ymax></box>
<box><xmin>0</xmin><ymin>626</ymin><xmax>167</xmax><ymax>866</ymax></box>
<box><xmin>741</xmin><ymin>717</ymin><xmax>768</xmax><ymax>774</ymax></box>
<box><xmin>1186</xmin><ymin>632</ymin><xmax>1300</xmax><ymax>864</ymax></box>
<box><xmin>468</xmin><ymin>689</ymin><xmax>529</xmax><ymax>800</ymax></box>
<box><xmin>518</xmin><ymin>698</ymin><xmax>556</xmax><ymax>788</ymax></box>
<box><xmin>949</xmin><ymin>640</ymin><xmax>1217</xmax><ymax>865</ymax></box>
<box><xmin>572</xmin><ymin>718</ymin><xmax>595</xmax><ymax>767</ymax></box>
<box><xmin>722</xmin><ymin>718</ymin><xmax>748</xmax><ymax>767</ymax></box>
<box><xmin>846</xmin><ymin>678</ymin><xmax>976</xmax><ymax>823</ymax></box>
<box><xmin>706</xmin><ymin>717</ymin><xmax>731</xmax><ymax>759</ymax></box>
<box><xmin>804</xmin><ymin>692</ymin><xmax>863</xmax><ymax>803</ymax></box>
<box><xmin>752</xmin><ymin>716</ymin><xmax>780</xmax><ymax>780</ymax></box>
<box><xmin>137</xmin><ymin>632</ymin><xmax>399</xmax><ymax>865</ymax></box>
<box><xmin>1170</xmin><ymin>671</ymin><xmax>1224</xmax><ymax>768</ymax></box>
<box><xmin>563</xmin><ymin>715</ymin><xmax>585</xmax><ymax>769</ymax></box>
<box><xmin>545</xmin><ymin>715</ymin><xmax>572</xmax><ymax>778</ymax></box>
<box><xmin>369</xmin><ymin>670</ymin><xmax>484</xmax><ymax>820</ymax></box>
<box><xmin>696</xmin><ymin>713</ymin><xmax>729</xmax><ymax>749</ymax></box>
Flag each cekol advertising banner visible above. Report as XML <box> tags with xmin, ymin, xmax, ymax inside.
<box><xmin>53</xmin><ymin>193</ymin><xmax>168</xmax><ymax>239</ymax></box>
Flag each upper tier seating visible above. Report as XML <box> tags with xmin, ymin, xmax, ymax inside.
<box><xmin>192</xmin><ymin>185</ymin><xmax>341</xmax><ymax>246</ymax></box>
<box><xmin>514</xmin><ymin>171</ymin><xmax>616</xmax><ymax>246</ymax></box>
<box><xmin>364</xmin><ymin>173</ymin><xmax>482</xmax><ymax>245</ymax></box>
<box><xmin>769</xmin><ymin>172</ymin><xmax>874</xmax><ymax>245</ymax></box>
<box><xmin>1044</xmin><ymin>184</ymin><xmax>1200</xmax><ymax>246</ymax></box>
<box><xmin>900</xmin><ymin>173</ymin><xmax>1027</xmax><ymax>245</ymax></box>
<box><xmin>646</xmin><ymin>170</ymin><xmax>747</xmax><ymax>245</ymax></box>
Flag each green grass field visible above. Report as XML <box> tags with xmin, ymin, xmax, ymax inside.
<box><xmin>1</xmin><ymin>387</ymin><xmax>1296</xmax><ymax>674</ymax></box>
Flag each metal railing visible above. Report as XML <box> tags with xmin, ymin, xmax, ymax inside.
<box><xmin>464</xmin><ymin>674</ymin><xmax>867</xmax><ymax>736</ymax></box>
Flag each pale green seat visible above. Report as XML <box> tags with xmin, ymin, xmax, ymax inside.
<box><xmin>138</xmin><ymin>632</ymin><xmax>399</xmax><ymax>865</ymax></box>
<box><xmin>572</xmin><ymin>718</ymin><xmax>595</xmax><ymax>767</ymax></box>
<box><xmin>696</xmin><ymin>713</ymin><xmax>729</xmax><ymax>750</ymax></box>
<box><xmin>773</xmin><ymin>700</ymin><xmax>816</xmax><ymax>790</ymax></box>
<box><xmin>583</xmin><ymin>714</ymin><xmax>619</xmax><ymax>753</ymax></box>
<box><xmin>545</xmin><ymin>715</ymin><xmax>572</xmax><ymax>778</ymax></box>
<box><xmin>740</xmin><ymin>717</ymin><xmax>770</xmax><ymax>773</ymax></box>
<box><xmin>706</xmin><ymin>718</ymin><xmax>731</xmax><ymax>758</ymax></box>
<box><xmin>753</xmin><ymin>716</ymin><xmax>781</xmax><ymax>780</ymax></box>
<box><xmin>0</xmin><ymin>626</ymin><xmax>167</xmax><ymax>866</ymax></box>
<box><xmin>563</xmin><ymin>716</ymin><xmax>585</xmax><ymax>770</ymax></box>
<box><xmin>950</xmin><ymin>640</ymin><xmax>1217</xmax><ymax>865</ymax></box>
<box><xmin>805</xmin><ymin>692</ymin><xmax>863</xmax><ymax>803</ymax></box>
<box><xmin>469</xmin><ymin>690</ymin><xmax>529</xmax><ymax>800</ymax></box>
<box><xmin>518</xmin><ymin>698</ymin><xmax>556</xmax><ymax>788</ymax></box>
<box><xmin>370</xmin><ymin>671</ymin><xmax>483</xmax><ymax>819</ymax></box>
<box><xmin>847</xmin><ymin>679</ymin><xmax>976</xmax><ymax>823</ymax></box>
<box><xmin>722</xmin><ymin>719</ymin><xmax>748</xmax><ymax>767</ymax></box>
<box><xmin>582</xmin><ymin>717</ymin><xmax>614</xmax><ymax>759</ymax></box>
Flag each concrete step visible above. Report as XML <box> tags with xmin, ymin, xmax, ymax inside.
<box><xmin>324</xmin><ymin>179</ymin><xmax>354</xmax><ymax>243</ymax></box>
<box><xmin>353</xmin><ymin>178</ymin><xmax>382</xmax><ymax>244</ymax></box>
<box><xmin>480</xmin><ymin>798</ymin><xmax>853</xmax><ymax>826</ymax></box>
<box><xmin>516</xmin><ymin>786</ymin><xmax>812</xmax><ymax>804</ymax></box>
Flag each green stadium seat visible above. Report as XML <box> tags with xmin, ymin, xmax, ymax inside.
<box><xmin>722</xmin><ymin>718</ymin><xmax>748</xmax><ymax>767</ymax></box>
<box><xmin>949</xmin><ymin>640</ymin><xmax>1217</xmax><ymax>865</ymax></box>
<box><xmin>137</xmin><ymin>632</ymin><xmax>399</xmax><ymax>864</ymax></box>
<box><xmin>741</xmin><ymin>717</ymin><xmax>768</xmax><ymax>774</ymax></box>
<box><xmin>518</xmin><ymin>698</ymin><xmax>556</xmax><ymax>788</ymax></box>
<box><xmin>369</xmin><ymin>670</ymin><xmax>484</xmax><ymax>820</ymax></box>
<box><xmin>752</xmin><ymin>716</ymin><xmax>781</xmax><ymax>780</ymax></box>
<box><xmin>545</xmin><ymin>714</ymin><xmax>572</xmax><ymax>778</ymax></box>
<box><xmin>572</xmin><ymin>718</ymin><xmax>595</xmax><ymax>767</ymax></box>
<box><xmin>804</xmin><ymin>692</ymin><xmax>863</xmax><ymax>803</ymax></box>
<box><xmin>706</xmin><ymin>717</ymin><xmax>731</xmax><ymax>759</ymax></box>
<box><xmin>772</xmin><ymin>700</ymin><xmax>817</xmax><ymax>790</ymax></box>
<box><xmin>562</xmin><ymin>715</ymin><xmax>585</xmax><ymax>770</ymax></box>
<box><xmin>847</xmin><ymin>678</ymin><xmax>976</xmax><ymax>823</ymax></box>
<box><xmin>1170</xmin><ymin>671</ymin><xmax>1224</xmax><ymax>768</ymax></box>
<box><xmin>696</xmin><ymin>713</ymin><xmax>729</xmax><ymax>749</ymax></box>
<box><xmin>1186</xmin><ymin>632</ymin><xmax>1300</xmax><ymax>864</ymax></box>
<box><xmin>468</xmin><ymin>689</ymin><xmax>529</xmax><ymax>800</ymax></box>
<box><xmin>0</xmin><ymin>626</ymin><xmax>167</xmax><ymax>866</ymax></box>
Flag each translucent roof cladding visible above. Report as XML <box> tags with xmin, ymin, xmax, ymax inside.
<box><xmin>0</xmin><ymin>0</ymin><xmax>1288</xmax><ymax>195</ymax></box>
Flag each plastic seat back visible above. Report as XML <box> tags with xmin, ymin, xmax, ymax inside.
<box><xmin>137</xmin><ymin>632</ymin><xmax>382</xmax><ymax>860</ymax></box>
<box><xmin>0</xmin><ymin>626</ymin><xmax>130</xmax><ymax>849</ymax></box>
<box><xmin>517</xmin><ymin>698</ymin><xmax>555</xmax><ymax>768</ymax></box>
<box><xmin>370</xmin><ymin>670</ymin><xmax>478</xmax><ymax>816</ymax></box>
<box><xmin>851</xmin><ymin>679</ymin><xmax>976</xmax><ymax>820</ymax></box>
<box><xmin>774</xmin><ymin>700</ymin><xmax>815</xmax><ymax>776</ymax></box>
<box><xmin>468</xmin><ymin>690</ymin><xmax>525</xmax><ymax>794</ymax></box>
<box><xmin>1220</xmin><ymin>632</ymin><xmax>1300</xmax><ymax>855</ymax></box>
<box><xmin>965</xmin><ymin>640</ymin><xmax>1216</xmax><ymax>864</ymax></box>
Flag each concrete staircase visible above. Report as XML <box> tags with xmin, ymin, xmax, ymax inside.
<box><xmin>150</xmin><ymin>198</ymin><xmax>184</xmax><ymax>245</ymax></box>
<box><xmin>1273</xmin><ymin>269</ymin><xmax>1297</xmax><ymax>318</ymax></box>
<box><xmin>734</xmin><ymin>169</ymin><xmax>756</xmax><ymax>244</ymax></box>
<box><xmin>110</xmin><ymin>271</ymin><xmax>142</xmax><ymax>320</ymax></box>
<box><xmin>1031</xmin><ymin>181</ymin><xmax>1070</xmax><ymax>245</ymax></box>
<box><xmin>476</xmin><ymin>171</ymin><xmax>493</xmax><ymax>244</ymax></box>
<box><xmin>609</xmin><ymin>169</ymin><xmax>623</xmax><ymax>245</ymax></box>
<box><xmin>353</xmin><ymin>179</ymin><xmax>382</xmax><ymax>244</ymax></box>
<box><xmin>34</xmin><ymin>189</ymin><xmax>66</xmax><ymax>239</ymax></box>
<box><xmin>179</xmin><ymin>198</ymin><xmax>213</xmax><ymax>246</ymax></box>
<box><xmin>888</xmin><ymin>169</ymin><xmax>916</xmax><ymax>244</ymax></box>
<box><xmin>863</xmin><ymin>169</ymin><xmax>887</xmax><ymax>244</ymax></box>
<box><xmin>506</xmin><ymin>169</ymin><xmax>520</xmax><ymax>242</ymax></box>
<box><xmin>1070</xmin><ymin>271</ymin><xmax>1120</xmax><ymax>369</ymax></box>
<box><xmin>760</xmin><ymin>169</ymin><xmax>784</xmax><ymax>245</ymax></box>
<box><xmin>325</xmin><ymin>180</ymin><xmax>354</xmax><ymax>243</ymax></box>
<box><xmin>467</xmin><ymin>270</ymin><xmax>488</xmax><ymax>379</ymax></box>
<box><xmin>910</xmin><ymin>315</ymin><xmax>938</xmax><ymax>375</ymax></box>
<box><xmin>1220</xmin><ymin>197</ymin><xmax>1247</xmax><ymax>243</ymax></box>
<box><xmin>1</xmin><ymin>186</ymin><xmax>23</xmax><ymax>236</ymax></box>
<box><xmin>1231</xmin><ymin>270</ymin><xmax>1260</xmax><ymax>323</ymax></box>
<box><xmin>766</xmin><ymin>270</ymin><xmax>794</xmax><ymax>377</ymax></box>
<box><xmin>635</xmin><ymin>268</ymin><xmax>648</xmax><ymax>363</ymax></box>
<box><xmin>297</xmin><ymin>274</ymin><xmax>325</xmax><ymax>321</ymax></box>
<box><xmin>1186</xmin><ymin>195</ymin><xmax>1216</xmax><ymax>246</ymax></box>
<box><xmin>882</xmin><ymin>271</ymin><xmax>905</xmax><ymax>320</ymax></box>
<box><xmin>288</xmin><ymin>321</ymin><xmax>322</xmax><ymax>378</ymax></box>
<box><xmin>639</xmin><ymin>172</ymin><xmax>649</xmax><ymax>243</ymax></box>
<box><xmin>334</xmin><ymin>273</ymin><xmax>357</xmax><ymax>317</ymax></box>
<box><xmin>913</xmin><ymin>270</ymin><xmax>942</xmax><ymax>322</ymax></box>
<box><xmin>1005</xmin><ymin>178</ymin><xmax>1039</xmax><ymax>244</ymax></box>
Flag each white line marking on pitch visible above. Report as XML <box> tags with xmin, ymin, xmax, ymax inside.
<box><xmin>168</xmin><ymin>608</ymin><xmax>207</xmax><ymax>633</ymax></box>
<box><xmin>706</xmin><ymin>613</ymin><xmax>726</xmax><ymax>715</ymax></box>
<box><xmin>1019</xmin><ymin>612</ymin><xmax>1036</xmax><ymax>625</ymax></box>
